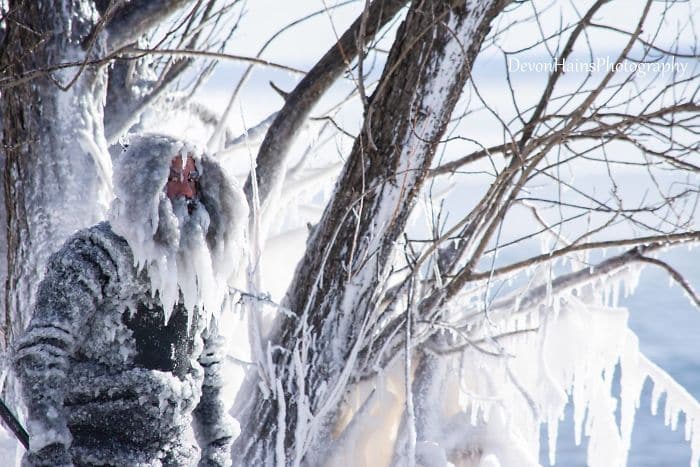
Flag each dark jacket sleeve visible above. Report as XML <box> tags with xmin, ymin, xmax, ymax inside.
<box><xmin>193</xmin><ymin>320</ymin><xmax>236</xmax><ymax>467</ymax></box>
<box><xmin>13</xmin><ymin>234</ymin><xmax>117</xmax><ymax>466</ymax></box>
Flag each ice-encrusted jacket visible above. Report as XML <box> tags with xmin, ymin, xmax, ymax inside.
<box><xmin>13</xmin><ymin>135</ymin><xmax>247</xmax><ymax>467</ymax></box>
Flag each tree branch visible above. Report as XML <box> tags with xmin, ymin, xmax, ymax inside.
<box><xmin>638</xmin><ymin>256</ymin><xmax>700</xmax><ymax>309</ymax></box>
<box><xmin>359</xmin><ymin>233</ymin><xmax>700</xmax><ymax>378</ymax></box>
<box><xmin>232</xmin><ymin>1</ymin><xmax>510</xmax><ymax>463</ymax></box>
<box><xmin>467</xmin><ymin>231</ymin><xmax>700</xmax><ymax>282</ymax></box>
<box><xmin>242</xmin><ymin>0</ymin><xmax>408</xmax><ymax>209</ymax></box>
<box><xmin>105</xmin><ymin>0</ymin><xmax>192</xmax><ymax>52</ymax></box>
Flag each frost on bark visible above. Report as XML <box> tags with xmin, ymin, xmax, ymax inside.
<box><xmin>232</xmin><ymin>1</ymin><xmax>509</xmax><ymax>465</ymax></box>
<box><xmin>0</xmin><ymin>0</ymin><xmax>111</xmax><ymax>347</ymax></box>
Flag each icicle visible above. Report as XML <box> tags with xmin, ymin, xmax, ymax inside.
<box><xmin>691</xmin><ymin>419</ymin><xmax>700</xmax><ymax>467</ymax></box>
<box><xmin>618</xmin><ymin>330</ymin><xmax>645</xmax><ymax>466</ymax></box>
<box><xmin>552</xmin><ymin>296</ymin><xmax>561</xmax><ymax>317</ymax></box>
<box><xmin>547</xmin><ymin>411</ymin><xmax>559</xmax><ymax>466</ymax></box>
<box><xmin>482</xmin><ymin>402</ymin><xmax>491</xmax><ymax>423</ymax></box>
<box><xmin>470</xmin><ymin>401</ymin><xmax>479</xmax><ymax>426</ymax></box>
<box><xmin>621</xmin><ymin>264</ymin><xmax>642</xmax><ymax>297</ymax></box>
<box><xmin>442</xmin><ymin>276</ymin><xmax>698</xmax><ymax>467</ymax></box>
<box><xmin>572</xmin><ymin>371</ymin><xmax>586</xmax><ymax>446</ymax></box>
<box><xmin>611</xmin><ymin>280</ymin><xmax>620</xmax><ymax>308</ymax></box>
<box><xmin>650</xmin><ymin>383</ymin><xmax>662</xmax><ymax>416</ymax></box>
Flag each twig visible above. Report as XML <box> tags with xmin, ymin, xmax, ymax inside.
<box><xmin>638</xmin><ymin>256</ymin><xmax>700</xmax><ymax>309</ymax></box>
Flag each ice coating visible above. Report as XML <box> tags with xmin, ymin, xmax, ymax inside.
<box><xmin>334</xmin><ymin>270</ymin><xmax>700</xmax><ymax>467</ymax></box>
<box><xmin>13</xmin><ymin>145</ymin><xmax>245</xmax><ymax>465</ymax></box>
<box><xmin>109</xmin><ymin>133</ymin><xmax>248</xmax><ymax>325</ymax></box>
<box><xmin>441</xmin><ymin>293</ymin><xmax>700</xmax><ymax>467</ymax></box>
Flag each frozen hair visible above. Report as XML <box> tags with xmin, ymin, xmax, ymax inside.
<box><xmin>109</xmin><ymin>133</ymin><xmax>248</xmax><ymax>321</ymax></box>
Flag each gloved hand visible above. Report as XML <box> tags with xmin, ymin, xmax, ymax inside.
<box><xmin>199</xmin><ymin>437</ymin><xmax>233</xmax><ymax>467</ymax></box>
<box><xmin>22</xmin><ymin>443</ymin><xmax>73</xmax><ymax>467</ymax></box>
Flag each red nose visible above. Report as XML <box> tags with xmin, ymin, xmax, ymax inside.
<box><xmin>166</xmin><ymin>179</ymin><xmax>196</xmax><ymax>199</ymax></box>
<box><xmin>166</xmin><ymin>155</ymin><xmax>198</xmax><ymax>200</ymax></box>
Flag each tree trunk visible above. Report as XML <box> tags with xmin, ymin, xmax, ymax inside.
<box><xmin>1</xmin><ymin>0</ymin><xmax>111</xmax><ymax>351</ymax></box>
<box><xmin>232</xmin><ymin>1</ymin><xmax>508</xmax><ymax>465</ymax></box>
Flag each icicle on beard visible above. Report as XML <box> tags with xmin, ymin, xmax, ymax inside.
<box><xmin>150</xmin><ymin>195</ymin><xmax>224</xmax><ymax>328</ymax></box>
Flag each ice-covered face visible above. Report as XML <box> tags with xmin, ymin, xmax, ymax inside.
<box><xmin>166</xmin><ymin>155</ymin><xmax>199</xmax><ymax>204</ymax></box>
<box><xmin>110</xmin><ymin>135</ymin><xmax>248</xmax><ymax>322</ymax></box>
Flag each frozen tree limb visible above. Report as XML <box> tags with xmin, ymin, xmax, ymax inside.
<box><xmin>360</xmin><ymin>234</ymin><xmax>700</xmax><ymax>379</ymax></box>
<box><xmin>205</xmin><ymin>0</ymin><xmax>359</xmax><ymax>152</ymax></box>
<box><xmin>105</xmin><ymin>0</ymin><xmax>192</xmax><ymax>52</ymax></box>
<box><xmin>242</xmin><ymin>0</ymin><xmax>409</xmax><ymax>209</ymax></box>
<box><xmin>103</xmin><ymin>1</ymin><xmax>245</xmax><ymax>143</ymax></box>
<box><xmin>233</xmin><ymin>1</ymin><xmax>510</xmax><ymax>464</ymax></box>
<box><xmin>469</xmin><ymin>237</ymin><xmax>698</xmax><ymax>324</ymax></box>
<box><xmin>468</xmin><ymin>231</ymin><xmax>700</xmax><ymax>282</ymax></box>
<box><xmin>220</xmin><ymin>112</ymin><xmax>278</xmax><ymax>155</ymax></box>
<box><xmin>637</xmin><ymin>256</ymin><xmax>700</xmax><ymax>310</ymax></box>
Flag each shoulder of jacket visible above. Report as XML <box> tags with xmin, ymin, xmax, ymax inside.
<box><xmin>50</xmin><ymin>222</ymin><xmax>137</xmax><ymax>282</ymax></box>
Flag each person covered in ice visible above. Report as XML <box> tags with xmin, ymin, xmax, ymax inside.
<box><xmin>13</xmin><ymin>134</ymin><xmax>247</xmax><ymax>466</ymax></box>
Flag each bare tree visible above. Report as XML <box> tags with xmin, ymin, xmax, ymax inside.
<box><xmin>231</xmin><ymin>0</ymin><xmax>699</xmax><ymax>465</ymax></box>
<box><xmin>1</xmin><ymin>0</ymin><xmax>698</xmax><ymax>465</ymax></box>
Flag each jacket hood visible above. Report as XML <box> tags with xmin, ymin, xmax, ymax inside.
<box><xmin>109</xmin><ymin>133</ymin><xmax>248</xmax><ymax>321</ymax></box>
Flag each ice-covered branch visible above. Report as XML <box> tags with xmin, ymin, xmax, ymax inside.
<box><xmin>105</xmin><ymin>0</ymin><xmax>192</xmax><ymax>52</ymax></box>
<box><xmin>232</xmin><ymin>1</ymin><xmax>510</xmax><ymax>464</ymax></box>
<box><xmin>467</xmin><ymin>230</ymin><xmax>700</xmax><ymax>282</ymax></box>
<box><xmin>242</xmin><ymin>0</ymin><xmax>408</xmax><ymax>209</ymax></box>
<box><xmin>639</xmin><ymin>351</ymin><xmax>700</xmax><ymax>466</ymax></box>
<box><xmin>476</xmin><ymin>242</ymin><xmax>691</xmax><ymax>324</ymax></box>
<box><xmin>429</xmin><ymin>100</ymin><xmax>700</xmax><ymax>176</ymax></box>
<box><xmin>220</xmin><ymin>112</ymin><xmax>278</xmax><ymax>155</ymax></box>
<box><xmin>126</xmin><ymin>47</ymin><xmax>306</xmax><ymax>74</ymax></box>
<box><xmin>638</xmin><ymin>256</ymin><xmax>700</xmax><ymax>310</ymax></box>
<box><xmin>359</xmin><ymin>235</ymin><xmax>698</xmax><ymax>379</ymax></box>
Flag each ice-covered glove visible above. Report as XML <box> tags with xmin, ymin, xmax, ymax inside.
<box><xmin>22</xmin><ymin>443</ymin><xmax>73</xmax><ymax>467</ymax></box>
<box><xmin>194</xmin><ymin>325</ymin><xmax>235</xmax><ymax>467</ymax></box>
<box><xmin>199</xmin><ymin>436</ymin><xmax>234</xmax><ymax>467</ymax></box>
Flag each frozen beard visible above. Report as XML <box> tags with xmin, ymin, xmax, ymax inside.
<box><xmin>112</xmin><ymin>191</ymin><xmax>227</xmax><ymax>327</ymax></box>
<box><xmin>110</xmin><ymin>134</ymin><xmax>247</xmax><ymax>327</ymax></box>
<box><xmin>151</xmin><ymin>194</ymin><xmax>223</xmax><ymax>326</ymax></box>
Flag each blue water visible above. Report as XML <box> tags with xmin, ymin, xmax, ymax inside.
<box><xmin>541</xmin><ymin>247</ymin><xmax>700</xmax><ymax>467</ymax></box>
